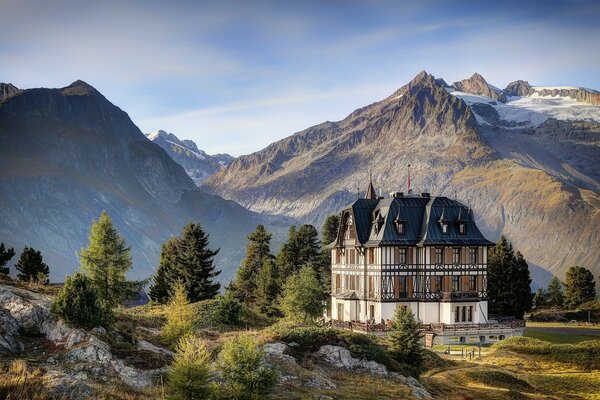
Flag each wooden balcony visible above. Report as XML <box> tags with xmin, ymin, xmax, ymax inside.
<box><xmin>441</xmin><ymin>291</ymin><xmax>486</xmax><ymax>301</ymax></box>
<box><xmin>425</xmin><ymin>320</ymin><xmax>525</xmax><ymax>333</ymax></box>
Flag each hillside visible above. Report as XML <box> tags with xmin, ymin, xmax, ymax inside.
<box><xmin>0</xmin><ymin>81</ymin><xmax>287</xmax><ymax>283</ymax></box>
<box><xmin>203</xmin><ymin>71</ymin><xmax>600</xmax><ymax>285</ymax></box>
<box><xmin>146</xmin><ymin>130</ymin><xmax>233</xmax><ymax>185</ymax></box>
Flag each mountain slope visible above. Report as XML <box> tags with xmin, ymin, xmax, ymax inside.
<box><xmin>0</xmin><ymin>81</ymin><xmax>285</xmax><ymax>283</ymax></box>
<box><xmin>203</xmin><ymin>71</ymin><xmax>600</xmax><ymax>285</ymax></box>
<box><xmin>146</xmin><ymin>130</ymin><xmax>233</xmax><ymax>185</ymax></box>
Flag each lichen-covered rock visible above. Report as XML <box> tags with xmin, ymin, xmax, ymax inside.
<box><xmin>45</xmin><ymin>368</ymin><xmax>95</xmax><ymax>399</ymax></box>
<box><xmin>393</xmin><ymin>374</ymin><xmax>433</xmax><ymax>399</ymax></box>
<box><xmin>315</xmin><ymin>345</ymin><xmax>388</xmax><ymax>375</ymax></box>
<box><xmin>111</xmin><ymin>359</ymin><xmax>167</xmax><ymax>390</ymax></box>
<box><xmin>137</xmin><ymin>339</ymin><xmax>174</xmax><ymax>357</ymax></box>
<box><xmin>264</xmin><ymin>342</ymin><xmax>297</xmax><ymax>365</ymax></box>
<box><xmin>65</xmin><ymin>336</ymin><xmax>112</xmax><ymax>363</ymax></box>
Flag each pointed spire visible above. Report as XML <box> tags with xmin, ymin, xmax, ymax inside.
<box><xmin>365</xmin><ymin>171</ymin><xmax>377</xmax><ymax>199</ymax></box>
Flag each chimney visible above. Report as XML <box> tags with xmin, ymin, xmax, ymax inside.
<box><xmin>389</xmin><ymin>191</ymin><xmax>404</xmax><ymax>198</ymax></box>
<box><xmin>421</xmin><ymin>192</ymin><xmax>431</xmax><ymax>198</ymax></box>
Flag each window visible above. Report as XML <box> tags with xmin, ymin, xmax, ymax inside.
<box><xmin>398</xmin><ymin>276</ymin><xmax>407</xmax><ymax>295</ymax></box>
<box><xmin>368</xmin><ymin>248</ymin><xmax>374</xmax><ymax>264</ymax></box>
<box><xmin>459</xmin><ymin>223</ymin><xmax>466</xmax><ymax>235</ymax></box>
<box><xmin>454</xmin><ymin>306</ymin><xmax>460</xmax><ymax>322</ymax></box>
<box><xmin>469</xmin><ymin>275</ymin><xmax>477</xmax><ymax>291</ymax></box>
<box><xmin>479</xmin><ymin>336</ymin><xmax>486</xmax><ymax>342</ymax></box>
<box><xmin>452</xmin><ymin>276</ymin><xmax>460</xmax><ymax>292</ymax></box>
<box><xmin>469</xmin><ymin>247</ymin><xmax>477</xmax><ymax>264</ymax></box>
<box><xmin>442</xmin><ymin>223</ymin><xmax>448</xmax><ymax>234</ymax></box>
<box><xmin>435</xmin><ymin>276</ymin><xmax>443</xmax><ymax>292</ymax></box>
<box><xmin>396</xmin><ymin>221</ymin><xmax>405</xmax><ymax>235</ymax></box>
<box><xmin>344</xmin><ymin>214</ymin><xmax>353</xmax><ymax>240</ymax></box>
<box><xmin>435</xmin><ymin>247</ymin><xmax>444</xmax><ymax>264</ymax></box>
<box><xmin>468</xmin><ymin>306</ymin><xmax>473</xmax><ymax>322</ymax></box>
<box><xmin>369</xmin><ymin>305</ymin><xmax>375</xmax><ymax>319</ymax></box>
<box><xmin>462</xmin><ymin>306</ymin><xmax>467</xmax><ymax>322</ymax></box>
<box><xmin>397</xmin><ymin>248</ymin><xmax>407</xmax><ymax>264</ymax></box>
<box><xmin>452</xmin><ymin>248</ymin><xmax>460</xmax><ymax>264</ymax></box>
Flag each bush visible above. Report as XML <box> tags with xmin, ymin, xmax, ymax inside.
<box><xmin>467</xmin><ymin>369</ymin><xmax>534</xmax><ymax>392</ymax></box>
<box><xmin>167</xmin><ymin>335</ymin><xmax>213</xmax><ymax>400</ymax></box>
<box><xmin>216</xmin><ymin>335</ymin><xmax>276</xmax><ymax>400</ymax></box>
<box><xmin>493</xmin><ymin>336</ymin><xmax>600</xmax><ymax>370</ymax></box>
<box><xmin>214</xmin><ymin>291</ymin><xmax>242</xmax><ymax>325</ymax></box>
<box><xmin>51</xmin><ymin>272</ymin><xmax>103</xmax><ymax>328</ymax></box>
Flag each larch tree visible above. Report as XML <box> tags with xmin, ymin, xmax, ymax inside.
<box><xmin>79</xmin><ymin>211</ymin><xmax>133</xmax><ymax>311</ymax></box>
<box><xmin>564</xmin><ymin>266</ymin><xmax>596</xmax><ymax>309</ymax></box>
<box><xmin>0</xmin><ymin>242</ymin><xmax>15</xmax><ymax>276</ymax></box>
<box><xmin>175</xmin><ymin>223</ymin><xmax>221</xmax><ymax>302</ymax></box>
<box><xmin>162</xmin><ymin>280</ymin><xmax>195</xmax><ymax>345</ymax></box>
<box><xmin>15</xmin><ymin>246</ymin><xmax>49</xmax><ymax>284</ymax></box>
<box><xmin>149</xmin><ymin>237</ymin><xmax>179</xmax><ymax>304</ymax></box>
<box><xmin>280</xmin><ymin>266</ymin><xmax>325</xmax><ymax>322</ymax></box>
<box><xmin>546</xmin><ymin>275</ymin><xmax>565</xmax><ymax>308</ymax></box>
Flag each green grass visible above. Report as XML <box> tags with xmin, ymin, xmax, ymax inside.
<box><xmin>466</xmin><ymin>369</ymin><xmax>535</xmax><ymax>392</ymax></box>
<box><xmin>526</xmin><ymin>321</ymin><xmax>600</xmax><ymax>330</ymax></box>
<box><xmin>525</xmin><ymin>329</ymin><xmax>599</xmax><ymax>344</ymax></box>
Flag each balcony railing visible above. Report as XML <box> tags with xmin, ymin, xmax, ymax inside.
<box><xmin>441</xmin><ymin>291</ymin><xmax>485</xmax><ymax>301</ymax></box>
<box><xmin>425</xmin><ymin>320</ymin><xmax>525</xmax><ymax>333</ymax></box>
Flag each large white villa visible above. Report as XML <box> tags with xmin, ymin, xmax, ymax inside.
<box><xmin>329</xmin><ymin>180</ymin><xmax>524</xmax><ymax>344</ymax></box>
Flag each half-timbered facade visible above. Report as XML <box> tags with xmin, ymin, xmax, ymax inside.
<box><xmin>330</xmin><ymin>182</ymin><xmax>523</xmax><ymax>344</ymax></box>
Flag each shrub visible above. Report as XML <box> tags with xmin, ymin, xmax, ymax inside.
<box><xmin>467</xmin><ymin>369</ymin><xmax>534</xmax><ymax>392</ymax></box>
<box><xmin>216</xmin><ymin>335</ymin><xmax>276</xmax><ymax>400</ymax></box>
<box><xmin>167</xmin><ymin>335</ymin><xmax>213</xmax><ymax>400</ymax></box>
<box><xmin>214</xmin><ymin>291</ymin><xmax>242</xmax><ymax>325</ymax></box>
<box><xmin>51</xmin><ymin>272</ymin><xmax>103</xmax><ymax>328</ymax></box>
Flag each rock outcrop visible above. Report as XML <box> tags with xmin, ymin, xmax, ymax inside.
<box><xmin>0</xmin><ymin>83</ymin><xmax>21</xmax><ymax>101</ymax></box>
<box><xmin>316</xmin><ymin>345</ymin><xmax>388</xmax><ymax>375</ymax></box>
<box><xmin>452</xmin><ymin>72</ymin><xmax>507</xmax><ymax>102</ymax></box>
<box><xmin>504</xmin><ymin>80</ymin><xmax>531</xmax><ymax>97</ymax></box>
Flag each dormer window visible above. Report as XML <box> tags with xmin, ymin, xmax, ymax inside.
<box><xmin>395</xmin><ymin>221</ymin><xmax>405</xmax><ymax>235</ymax></box>
<box><xmin>459</xmin><ymin>223</ymin><xmax>466</xmax><ymax>235</ymax></box>
<box><xmin>344</xmin><ymin>214</ymin><xmax>353</xmax><ymax>240</ymax></box>
<box><xmin>441</xmin><ymin>223</ymin><xmax>448</xmax><ymax>234</ymax></box>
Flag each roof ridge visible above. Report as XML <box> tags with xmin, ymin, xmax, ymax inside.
<box><xmin>417</xmin><ymin>196</ymin><xmax>436</xmax><ymax>246</ymax></box>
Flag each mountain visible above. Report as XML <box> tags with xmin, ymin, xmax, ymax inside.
<box><xmin>0</xmin><ymin>81</ymin><xmax>286</xmax><ymax>283</ymax></box>
<box><xmin>146</xmin><ymin>130</ymin><xmax>233</xmax><ymax>185</ymax></box>
<box><xmin>203</xmin><ymin>71</ymin><xmax>600</xmax><ymax>287</ymax></box>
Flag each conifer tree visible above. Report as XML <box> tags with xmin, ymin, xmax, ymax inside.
<box><xmin>79</xmin><ymin>211</ymin><xmax>133</xmax><ymax>311</ymax></box>
<box><xmin>162</xmin><ymin>280</ymin><xmax>195</xmax><ymax>345</ymax></box>
<box><xmin>175</xmin><ymin>223</ymin><xmax>220</xmax><ymax>302</ymax></box>
<box><xmin>167</xmin><ymin>335</ymin><xmax>213</xmax><ymax>400</ymax></box>
<box><xmin>321</xmin><ymin>215</ymin><xmax>340</xmax><ymax>246</ymax></box>
<box><xmin>51</xmin><ymin>272</ymin><xmax>103</xmax><ymax>328</ymax></box>
<box><xmin>215</xmin><ymin>290</ymin><xmax>242</xmax><ymax>326</ymax></box>
<box><xmin>231</xmin><ymin>225</ymin><xmax>273</xmax><ymax>303</ymax></box>
<box><xmin>564</xmin><ymin>266</ymin><xmax>596</xmax><ymax>309</ymax></box>
<box><xmin>533</xmin><ymin>288</ymin><xmax>548</xmax><ymax>308</ymax></box>
<box><xmin>280</xmin><ymin>266</ymin><xmax>325</xmax><ymax>322</ymax></box>
<box><xmin>388</xmin><ymin>306</ymin><xmax>423</xmax><ymax>375</ymax></box>
<box><xmin>511</xmin><ymin>251</ymin><xmax>533</xmax><ymax>318</ymax></box>
<box><xmin>546</xmin><ymin>276</ymin><xmax>565</xmax><ymax>307</ymax></box>
<box><xmin>149</xmin><ymin>237</ymin><xmax>179</xmax><ymax>304</ymax></box>
<box><xmin>0</xmin><ymin>242</ymin><xmax>15</xmax><ymax>276</ymax></box>
<box><xmin>319</xmin><ymin>215</ymin><xmax>340</xmax><ymax>288</ymax></box>
<box><xmin>276</xmin><ymin>225</ymin><xmax>299</xmax><ymax>283</ymax></box>
<box><xmin>276</xmin><ymin>225</ymin><xmax>322</xmax><ymax>283</ymax></box>
<box><xmin>15</xmin><ymin>246</ymin><xmax>49</xmax><ymax>284</ymax></box>
<box><xmin>255</xmin><ymin>258</ymin><xmax>279</xmax><ymax>315</ymax></box>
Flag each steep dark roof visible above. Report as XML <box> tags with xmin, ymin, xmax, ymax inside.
<box><xmin>338</xmin><ymin>195</ymin><xmax>493</xmax><ymax>247</ymax></box>
<box><xmin>365</xmin><ymin>178</ymin><xmax>377</xmax><ymax>199</ymax></box>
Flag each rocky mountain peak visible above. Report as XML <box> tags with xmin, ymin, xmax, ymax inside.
<box><xmin>61</xmin><ymin>80</ymin><xmax>100</xmax><ymax>97</ymax></box>
<box><xmin>504</xmin><ymin>80</ymin><xmax>532</xmax><ymax>97</ymax></box>
<box><xmin>0</xmin><ymin>83</ymin><xmax>21</xmax><ymax>101</ymax></box>
<box><xmin>452</xmin><ymin>73</ymin><xmax>507</xmax><ymax>103</ymax></box>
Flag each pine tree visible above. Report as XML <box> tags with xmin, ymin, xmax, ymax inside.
<box><xmin>296</xmin><ymin>225</ymin><xmax>321</xmax><ymax>268</ymax></box>
<box><xmin>510</xmin><ymin>251</ymin><xmax>533</xmax><ymax>318</ymax></box>
<box><xmin>564</xmin><ymin>266</ymin><xmax>597</xmax><ymax>309</ymax></box>
<box><xmin>231</xmin><ymin>225</ymin><xmax>273</xmax><ymax>303</ymax></box>
<box><xmin>255</xmin><ymin>258</ymin><xmax>279</xmax><ymax>315</ymax></box>
<box><xmin>79</xmin><ymin>211</ymin><xmax>134</xmax><ymax>311</ymax></box>
<box><xmin>51</xmin><ymin>272</ymin><xmax>103</xmax><ymax>328</ymax></box>
<box><xmin>167</xmin><ymin>335</ymin><xmax>213</xmax><ymax>400</ymax></box>
<box><xmin>276</xmin><ymin>225</ymin><xmax>322</xmax><ymax>284</ymax></box>
<box><xmin>162</xmin><ymin>280</ymin><xmax>195</xmax><ymax>345</ymax></box>
<box><xmin>533</xmin><ymin>288</ymin><xmax>548</xmax><ymax>308</ymax></box>
<box><xmin>175</xmin><ymin>223</ymin><xmax>221</xmax><ymax>302</ymax></box>
<box><xmin>215</xmin><ymin>291</ymin><xmax>242</xmax><ymax>325</ymax></box>
<box><xmin>15</xmin><ymin>246</ymin><xmax>49</xmax><ymax>284</ymax></box>
<box><xmin>149</xmin><ymin>237</ymin><xmax>179</xmax><ymax>304</ymax></box>
<box><xmin>546</xmin><ymin>276</ymin><xmax>564</xmax><ymax>308</ymax></box>
<box><xmin>0</xmin><ymin>242</ymin><xmax>15</xmax><ymax>276</ymax></box>
<box><xmin>319</xmin><ymin>215</ymin><xmax>340</xmax><ymax>288</ymax></box>
<box><xmin>388</xmin><ymin>306</ymin><xmax>424</xmax><ymax>375</ymax></box>
<box><xmin>280</xmin><ymin>266</ymin><xmax>325</xmax><ymax>322</ymax></box>
<box><xmin>487</xmin><ymin>236</ymin><xmax>514</xmax><ymax>316</ymax></box>
<box><xmin>275</xmin><ymin>225</ymin><xmax>299</xmax><ymax>284</ymax></box>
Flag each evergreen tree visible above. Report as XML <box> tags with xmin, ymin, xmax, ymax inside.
<box><xmin>276</xmin><ymin>225</ymin><xmax>299</xmax><ymax>283</ymax></box>
<box><xmin>511</xmin><ymin>251</ymin><xmax>533</xmax><ymax>318</ymax></box>
<box><xmin>0</xmin><ymin>242</ymin><xmax>15</xmax><ymax>276</ymax></box>
<box><xmin>162</xmin><ymin>280</ymin><xmax>195</xmax><ymax>346</ymax></box>
<box><xmin>255</xmin><ymin>258</ymin><xmax>279</xmax><ymax>315</ymax></box>
<box><xmin>533</xmin><ymin>288</ymin><xmax>548</xmax><ymax>308</ymax></box>
<box><xmin>280</xmin><ymin>266</ymin><xmax>325</xmax><ymax>322</ymax></box>
<box><xmin>321</xmin><ymin>215</ymin><xmax>340</xmax><ymax>246</ymax></box>
<box><xmin>149</xmin><ymin>237</ymin><xmax>179</xmax><ymax>304</ymax></box>
<box><xmin>296</xmin><ymin>225</ymin><xmax>321</xmax><ymax>267</ymax></box>
<box><xmin>51</xmin><ymin>272</ymin><xmax>103</xmax><ymax>328</ymax></box>
<box><xmin>487</xmin><ymin>237</ymin><xmax>532</xmax><ymax>318</ymax></box>
<box><xmin>388</xmin><ymin>306</ymin><xmax>423</xmax><ymax>375</ymax></box>
<box><xmin>79</xmin><ymin>211</ymin><xmax>133</xmax><ymax>311</ymax></box>
<box><xmin>214</xmin><ymin>291</ymin><xmax>242</xmax><ymax>326</ymax></box>
<box><xmin>167</xmin><ymin>335</ymin><xmax>213</xmax><ymax>400</ymax></box>
<box><xmin>564</xmin><ymin>266</ymin><xmax>597</xmax><ymax>309</ymax></box>
<box><xmin>276</xmin><ymin>225</ymin><xmax>322</xmax><ymax>284</ymax></box>
<box><xmin>231</xmin><ymin>225</ymin><xmax>273</xmax><ymax>303</ymax></box>
<box><xmin>15</xmin><ymin>246</ymin><xmax>49</xmax><ymax>284</ymax></box>
<box><xmin>546</xmin><ymin>275</ymin><xmax>564</xmax><ymax>308</ymax></box>
<box><xmin>175</xmin><ymin>223</ymin><xmax>221</xmax><ymax>302</ymax></box>
<box><xmin>216</xmin><ymin>335</ymin><xmax>276</xmax><ymax>400</ymax></box>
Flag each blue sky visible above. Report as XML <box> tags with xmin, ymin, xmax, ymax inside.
<box><xmin>2</xmin><ymin>0</ymin><xmax>599</xmax><ymax>155</ymax></box>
